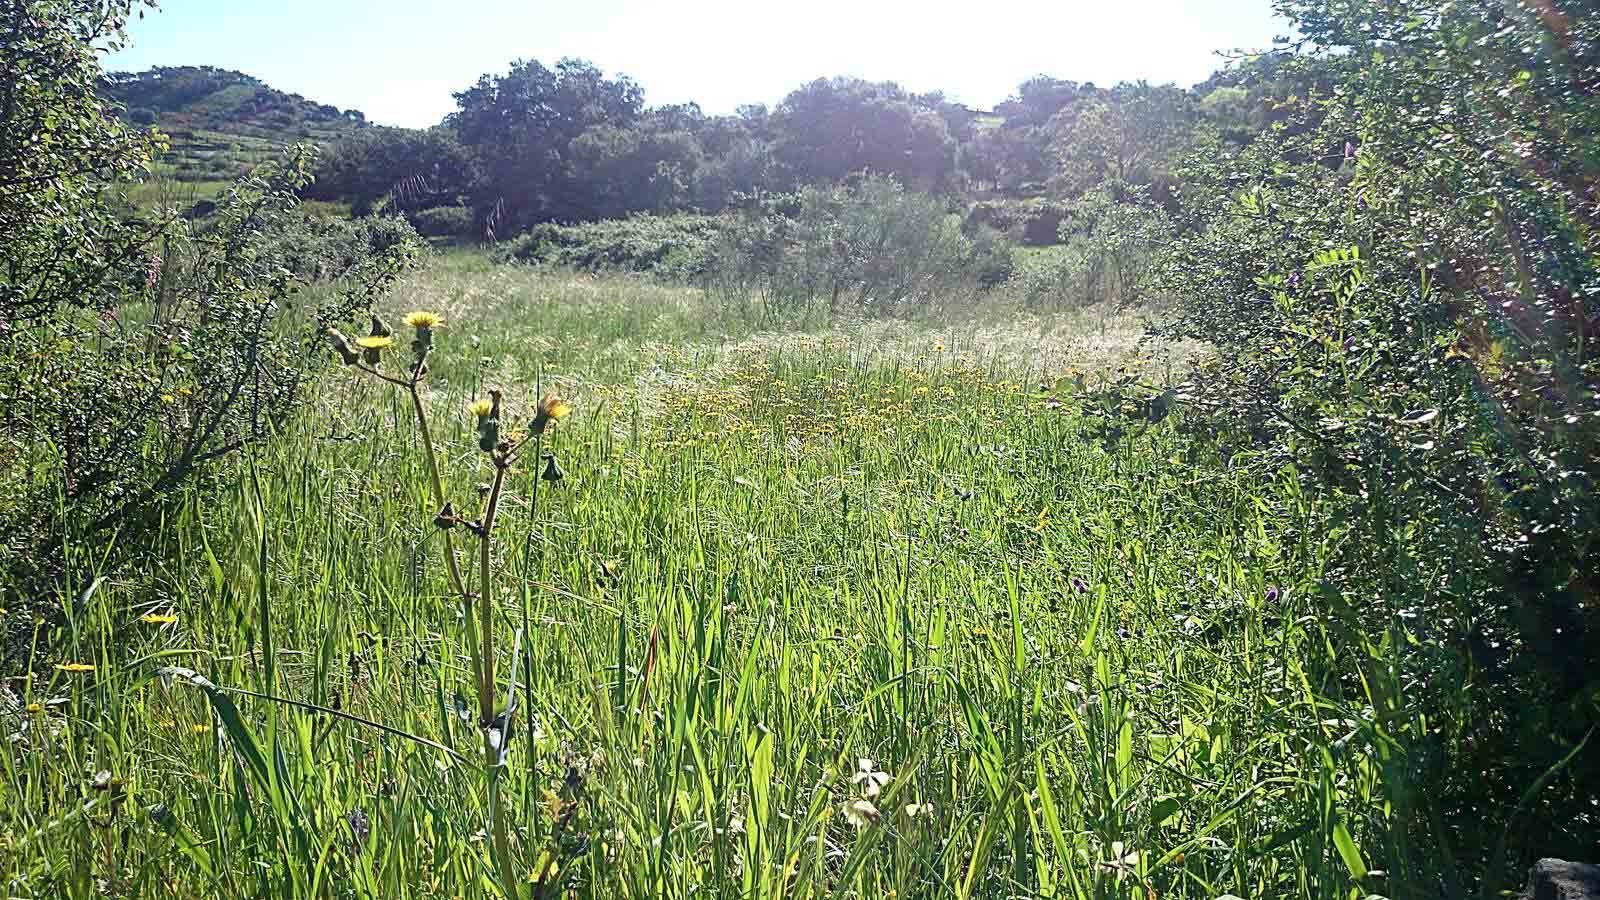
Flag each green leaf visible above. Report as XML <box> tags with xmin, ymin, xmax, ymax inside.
<box><xmin>1332</xmin><ymin>820</ymin><xmax>1368</xmax><ymax>879</ymax></box>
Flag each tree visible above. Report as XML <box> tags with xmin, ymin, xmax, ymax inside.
<box><xmin>770</xmin><ymin>77</ymin><xmax>958</xmax><ymax>192</ymax></box>
<box><xmin>1050</xmin><ymin>82</ymin><xmax>1196</xmax><ymax>199</ymax></box>
<box><xmin>448</xmin><ymin>57</ymin><xmax>644</xmax><ymax>231</ymax></box>
<box><xmin>308</xmin><ymin>126</ymin><xmax>478</xmax><ymax>216</ymax></box>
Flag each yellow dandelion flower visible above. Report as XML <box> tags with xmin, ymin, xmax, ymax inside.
<box><xmin>402</xmin><ymin>311</ymin><xmax>444</xmax><ymax>329</ymax></box>
<box><xmin>24</xmin><ymin>703</ymin><xmax>42</xmax><ymax>714</ymax></box>
<box><xmin>141</xmin><ymin>613</ymin><xmax>178</xmax><ymax>624</ymax></box>
<box><xmin>55</xmin><ymin>662</ymin><xmax>95</xmax><ymax>673</ymax></box>
<box><xmin>353</xmin><ymin>335</ymin><xmax>394</xmax><ymax>350</ymax></box>
<box><xmin>531</xmin><ymin>395</ymin><xmax>574</xmax><ymax>436</ymax></box>
<box><xmin>468</xmin><ymin>398</ymin><xmax>494</xmax><ymax>418</ymax></box>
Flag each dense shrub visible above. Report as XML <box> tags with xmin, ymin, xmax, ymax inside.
<box><xmin>254</xmin><ymin>212</ymin><xmax>423</xmax><ymax>281</ymax></box>
<box><xmin>408</xmin><ymin>205</ymin><xmax>475</xmax><ymax>239</ymax></box>
<box><xmin>965</xmin><ymin>197</ymin><xmax>1070</xmax><ymax>245</ymax></box>
<box><xmin>1157</xmin><ymin>0</ymin><xmax>1600</xmax><ymax>882</ymax></box>
<box><xmin>493</xmin><ymin>214</ymin><xmax>722</xmax><ymax>280</ymax></box>
<box><xmin>0</xmin><ymin>5</ymin><xmax>416</xmax><ymax>665</ymax></box>
<box><xmin>707</xmin><ymin>175</ymin><xmax>1010</xmax><ymax>322</ymax></box>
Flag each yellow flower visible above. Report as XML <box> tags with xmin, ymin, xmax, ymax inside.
<box><xmin>934</xmin><ymin>343</ymin><xmax>946</xmax><ymax>352</ymax></box>
<box><xmin>55</xmin><ymin>662</ymin><xmax>95</xmax><ymax>673</ymax></box>
<box><xmin>24</xmin><ymin>703</ymin><xmax>42</xmax><ymax>714</ymax></box>
<box><xmin>468</xmin><ymin>398</ymin><xmax>494</xmax><ymax>418</ymax></box>
<box><xmin>531</xmin><ymin>395</ymin><xmax>574</xmax><ymax>436</ymax></box>
<box><xmin>353</xmin><ymin>335</ymin><xmax>394</xmax><ymax>350</ymax></box>
<box><xmin>402</xmin><ymin>311</ymin><xmax>444</xmax><ymax>329</ymax></box>
<box><xmin>141</xmin><ymin>613</ymin><xmax>178</xmax><ymax>624</ymax></box>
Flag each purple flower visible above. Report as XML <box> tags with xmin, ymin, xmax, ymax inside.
<box><xmin>1344</xmin><ymin>141</ymin><xmax>1356</xmax><ymax>161</ymax></box>
<box><xmin>1116</xmin><ymin>627</ymin><xmax>1131</xmax><ymax>640</ymax></box>
<box><xmin>1265</xmin><ymin>586</ymin><xmax>1281</xmax><ymax>603</ymax></box>
<box><xmin>1071</xmin><ymin>576</ymin><xmax>1089</xmax><ymax>594</ymax></box>
<box><xmin>1287</xmin><ymin>272</ymin><xmax>1302</xmax><ymax>289</ymax></box>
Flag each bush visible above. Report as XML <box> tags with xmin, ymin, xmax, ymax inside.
<box><xmin>254</xmin><ymin>212</ymin><xmax>423</xmax><ymax>282</ymax></box>
<box><xmin>493</xmin><ymin>214</ymin><xmax>722</xmax><ymax>281</ymax></box>
<box><xmin>1005</xmin><ymin>182</ymin><xmax>1169</xmax><ymax>310</ymax></box>
<box><xmin>707</xmin><ymin>175</ymin><xmax>1012</xmax><ymax>323</ymax></box>
<box><xmin>965</xmin><ymin>197</ymin><xmax>1070</xmax><ymax>246</ymax></box>
<box><xmin>1157</xmin><ymin>1</ymin><xmax>1600</xmax><ymax>879</ymax></box>
<box><xmin>409</xmin><ymin>205</ymin><xmax>475</xmax><ymax>238</ymax></box>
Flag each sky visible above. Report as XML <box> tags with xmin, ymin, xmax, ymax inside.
<box><xmin>106</xmin><ymin>0</ymin><xmax>1292</xmax><ymax>129</ymax></box>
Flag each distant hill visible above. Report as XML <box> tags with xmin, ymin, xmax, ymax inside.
<box><xmin>100</xmin><ymin>66</ymin><xmax>368</xmax><ymax>210</ymax></box>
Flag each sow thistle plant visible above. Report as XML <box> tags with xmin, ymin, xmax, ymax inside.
<box><xmin>329</xmin><ymin>309</ymin><xmax>572</xmax><ymax>894</ymax></box>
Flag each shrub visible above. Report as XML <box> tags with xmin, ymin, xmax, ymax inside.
<box><xmin>493</xmin><ymin>214</ymin><xmax>722</xmax><ymax>280</ymax></box>
<box><xmin>409</xmin><ymin>205</ymin><xmax>475</xmax><ymax>238</ymax></box>
<box><xmin>0</xmin><ymin>3</ymin><xmax>417</xmax><ymax>665</ymax></box>
<box><xmin>1157</xmin><ymin>0</ymin><xmax>1600</xmax><ymax>878</ymax></box>
<box><xmin>707</xmin><ymin>175</ymin><xmax>1012</xmax><ymax>323</ymax></box>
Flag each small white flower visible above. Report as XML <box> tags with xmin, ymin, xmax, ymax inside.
<box><xmin>850</xmin><ymin>758</ymin><xmax>891</xmax><ymax>798</ymax></box>
<box><xmin>842</xmin><ymin>799</ymin><xmax>880</xmax><ymax>828</ymax></box>
<box><xmin>902</xmin><ymin>801</ymin><xmax>936</xmax><ymax>819</ymax></box>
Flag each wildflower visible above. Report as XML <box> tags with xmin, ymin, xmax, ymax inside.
<box><xmin>474</xmin><ymin>390</ymin><xmax>502</xmax><ymax>452</ymax></box>
<box><xmin>24</xmin><ymin>703</ymin><xmax>41</xmax><ymax>714</ymax></box>
<box><xmin>1071</xmin><ymin>576</ymin><xmax>1089</xmax><ymax>594</ymax></box>
<box><xmin>433</xmin><ymin>502</ymin><xmax>458</xmax><ymax>530</ymax></box>
<box><xmin>851</xmin><ymin>758</ymin><xmax>891</xmax><ymax>798</ymax></box>
<box><xmin>354</xmin><ymin>334</ymin><xmax>393</xmax><ymax>365</ymax></box>
<box><xmin>902</xmin><ymin>801</ymin><xmax>935</xmax><ymax>820</ymax></box>
<box><xmin>328</xmin><ymin>329</ymin><xmax>361</xmax><ymax>366</ymax></box>
<box><xmin>55</xmin><ymin>662</ymin><xmax>95</xmax><ymax>673</ymax></box>
<box><xmin>934</xmin><ymin>343</ymin><xmax>946</xmax><ymax>352</ymax></box>
<box><xmin>530</xmin><ymin>395</ymin><xmax>574</xmax><ymax>436</ymax></box>
<box><xmin>540</xmin><ymin>453</ymin><xmax>565</xmax><ymax>483</ymax></box>
<box><xmin>404</xmin><ymin>311</ymin><xmax>442</xmax><ymax>357</ymax></box>
<box><xmin>842</xmin><ymin>799</ymin><xmax>881</xmax><ymax>828</ymax></box>
<box><xmin>141</xmin><ymin>613</ymin><xmax>178</xmax><ymax>624</ymax></box>
<box><xmin>1265</xmin><ymin>586</ymin><xmax>1281</xmax><ymax>603</ymax></box>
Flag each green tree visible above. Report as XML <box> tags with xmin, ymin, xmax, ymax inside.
<box><xmin>448</xmin><ymin>57</ymin><xmax>644</xmax><ymax>230</ymax></box>
<box><xmin>769</xmin><ymin>77</ymin><xmax>958</xmax><ymax>192</ymax></box>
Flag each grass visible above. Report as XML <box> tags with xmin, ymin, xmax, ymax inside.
<box><xmin>1</xmin><ymin>253</ymin><xmax>1421</xmax><ymax>897</ymax></box>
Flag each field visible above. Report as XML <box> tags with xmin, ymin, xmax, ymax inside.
<box><xmin>4</xmin><ymin>254</ymin><xmax>1402</xmax><ymax>898</ymax></box>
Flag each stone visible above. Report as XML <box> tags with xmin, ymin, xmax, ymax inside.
<box><xmin>1521</xmin><ymin>859</ymin><xmax>1600</xmax><ymax>900</ymax></box>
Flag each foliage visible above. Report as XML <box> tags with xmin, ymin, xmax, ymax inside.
<box><xmin>494</xmin><ymin>214</ymin><xmax>723</xmax><ymax>280</ymax></box>
<box><xmin>1158</xmin><ymin>0</ymin><xmax>1600</xmax><ymax>882</ymax></box>
<box><xmin>0</xmin><ymin>4</ymin><xmax>416</xmax><ymax>664</ymax></box>
<box><xmin>306</xmin><ymin>126</ymin><xmax>476</xmax><ymax>216</ymax></box>
<box><xmin>707</xmin><ymin>176</ymin><xmax>1008</xmax><ymax>323</ymax></box>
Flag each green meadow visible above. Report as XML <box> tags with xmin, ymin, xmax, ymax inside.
<box><xmin>3</xmin><ymin>255</ymin><xmax>1407</xmax><ymax>898</ymax></box>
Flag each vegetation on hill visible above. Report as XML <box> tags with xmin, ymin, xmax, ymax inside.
<box><xmin>100</xmin><ymin>66</ymin><xmax>368</xmax><ymax>204</ymax></box>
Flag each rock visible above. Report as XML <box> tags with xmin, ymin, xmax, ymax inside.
<box><xmin>1522</xmin><ymin>859</ymin><xmax>1600</xmax><ymax>900</ymax></box>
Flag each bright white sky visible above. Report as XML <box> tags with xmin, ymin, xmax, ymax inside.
<box><xmin>108</xmin><ymin>0</ymin><xmax>1291</xmax><ymax>128</ymax></box>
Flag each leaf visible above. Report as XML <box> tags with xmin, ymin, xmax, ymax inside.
<box><xmin>1150</xmin><ymin>796</ymin><xmax>1181</xmax><ymax>827</ymax></box>
<box><xmin>1400</xmin><ymin>408</ymin><xmax>1439</xmax><ymax>426</ymax></box>
<box><xmin>1332</xmin><ymin>820</ymin><xmax>1368</xmax><ymax>879</ymax></box>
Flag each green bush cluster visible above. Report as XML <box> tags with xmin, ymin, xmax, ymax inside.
<box><xmin>493</xmin><ymin>213</ymin><xmax>723</xmax><ymax>280</ymax></box>
<box><xmin>706</xmin><ymin>176</ymin><xmax>1013</xmax><ymax>323</ymax></box>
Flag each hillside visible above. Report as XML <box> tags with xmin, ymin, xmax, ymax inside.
<box><xmin>100</xmin><ymin>66</ymin><xmax>368</xmax><ymax>208</ymax></box>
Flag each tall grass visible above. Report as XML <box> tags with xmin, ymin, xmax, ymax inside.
<box><xmin>3</xmin><ymin>254</ymin><xmax>1438</xmax><ymax>897</ymax></box>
